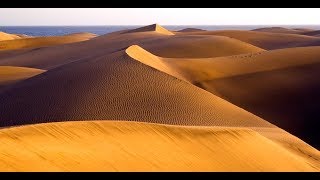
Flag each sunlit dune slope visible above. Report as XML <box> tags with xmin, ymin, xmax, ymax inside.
<box><xmin>0</xmin><ymin>46</ymin><xmax>273</xmax><ymax>128</ymax></box>
<box><xmin>124</xmin><ymin>24</ymin><xmax>174</xmax><ymax>35</ymax></box>
<box><xmin>0</xmin><ymin>66</ymin><xmax>45</xmax><ymax>87</ymax></box>
<box><xmin>0</xmin><ymin>32</ymin><xmax>97</xmax><ymax>50</ymax></box>
<box><xmin>0</xmin><ymin>121</ymin><xmax>318</xmax><ymax>172</ymax></box>
<box><xmin>181</xmin><ymin>30</ymin><xmax>320</xmax><ymax>50</ymax></box>
<box><xmin>0</xmin><ymin>32</ymin><xmax>21</xmax><ymax>41</ymax></box>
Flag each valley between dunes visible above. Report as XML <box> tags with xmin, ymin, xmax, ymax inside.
<box><xmin>0</xmin><ymin>24</ymin><xmax>319</xmax><ymax>171</ymax></box>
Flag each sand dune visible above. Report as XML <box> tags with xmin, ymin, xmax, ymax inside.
<box><xmin>125</xmin><ymin>24</ymin><xmax>174</xmax><ymax>35</ymax></box>
<box><xmin>0</xmin><ymin>66</ymin><xmax>45</xmax><ymax>87</ymax></box>
<box><xmin>252</xmin><ymin>27</ymin><xmax>308</xmax><ymax>34</ymax></box>
<box><xmin>0</xmin><ymin>30</ymin><xmax>264</xmax><ymax>70</ymax></box>
<box><xmin>0</xmin><ymin>32</ymin><xmax>97</xmax><ymax>51</ymax></box>
<box><xmin>293</xmin><ymin>28</ymin><xmax>315</xmax><ymax>32</ymax></box>
<box><xmin>180</xmin><ymin>30</ymin><xmax>320</xmax><ymax>50</ymax></box>
<box><xmin>203</xmin><ymin>64</ymin><xmax>320</xmax><ymax>149</ymax></box>
<box><xmin>0</xmin><ymin>121</ymin><xmax>318</xmax><ymax>172</ymax></box>
<box><xmin>140</xmin><ymin>34</ymin><xmax>264</xmax><ymax>58</ymax></box>
<box><xmin>0</xmin><ymin>45</ymin><xmax>273</xmax><ymax>128</ymax></box>
<box><xmin>177</xmin><ymin>28</ymin><xmax>206</xmax><ymax>32</ymax></box>
<box><xmin>190</xmin><ymin>47</ymin><xmax>320</xmax><ymax>149</ymax></box>
<box><xmin>0</xmin><ymin>32</ymin><xmax>21</xmax><ymax>41</ymax></box>
<box><xmin>126</xmin><ymin>45</ymin><xmax>320</xmax><ymax>149</ymax></box>
<box><xmin>173</xmin><ymin>46</ymin><xmax>320</xmax><ymax>81</ymax></box>
<box><xmin>127</xmin><ymin>45</ymin><xmax>320</xmax><ymax>82</ymax></box>
<box><xmin>302</xmin><ymin>30</ymin><xmax>320</xmax><ymax>37</ymax></box>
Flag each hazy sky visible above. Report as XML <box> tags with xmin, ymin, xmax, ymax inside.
<box><xmin>0</xmin><ymin>8</ymin><xmax>320</xmax><ymax>25</ymax></box>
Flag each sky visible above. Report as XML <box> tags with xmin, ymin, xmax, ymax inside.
<box><xmin>0</xmin><ymin>8</ymin><xmax>319</xmax><ymax>26</ymax></box>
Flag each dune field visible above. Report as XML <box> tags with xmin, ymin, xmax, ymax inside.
<box><xmin>0</xmin><ymin>24</ymin><xmax>319</xmax><ymax>172</ymax></box>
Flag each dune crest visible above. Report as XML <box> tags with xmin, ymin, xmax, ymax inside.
<box><xmin>125</xmin><ymin>24</ymin><xmax>174</xmax><ymax>35</ymax></box>
<box><xmin>0</xmin><ymin>120</ymin><xmax>318</xmax><ymax>172</ymax></box>
<box><xmin>126</xmin><ymin>45</ymin><xmax>186</xmax><ymax>81</ymax></box>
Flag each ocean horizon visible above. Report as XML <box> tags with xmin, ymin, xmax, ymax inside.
<box><xmin>1</xmin><ymin>25</ymin><xmax>320</xmax><ymax>36</ymax></box>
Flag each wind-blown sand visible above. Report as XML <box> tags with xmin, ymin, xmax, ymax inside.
<box><xmin>0</xmin><ymin>121</ymin><xmax>318</xmax><ymax>172</ymax></box>
<box><xmin>0</xmin><ymin>24</ymin><xmax>319</xmax><ymax>172</ymax></box>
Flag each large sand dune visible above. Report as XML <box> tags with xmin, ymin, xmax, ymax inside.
<box><xmin>126</xmin><ymin>45</ymin><xmax>320</xmax><ymax>149</ymax></box>
<box><xmin>0</xmin><ymin>46</ymin><xmax>273</xmax><ymax>128</ymax></box>
<box><xmin>0</xmin><ymin>66</ymin><xmax>45</xmax><ymax>87</ymax></box>
<box><xmin>0</xmin><ymin>121</ymin><xmax>318</xmax><ymax>172</ymax></box>
<box><xmin>0</xmin><ymin>32</ymin><xmax>97</xmax><ymax>51</ymax></box>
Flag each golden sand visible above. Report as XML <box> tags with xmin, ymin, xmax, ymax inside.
<box><xmin>0</xmin><ymin>121</ymin><xmax>318</xmax><ymax>172</ymax></box>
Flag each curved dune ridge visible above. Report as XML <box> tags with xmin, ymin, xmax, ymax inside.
<box><xmin>0</xmin><ymin>66</ymin><xmax>45</xmax><ymax>87</ymax></box>
<box><xmin>0</xmin><ymin>45</ymin><xmax>274</xmax><ymax>128</ymax></box>
<box><xmin>0</xmin><ymin>121</ymin><xmax>318</xmax><ymax>172</ymax></box>
<box><xmin>140</xmin><ymin>35</ymin><xmax>265</xmax><ymax>58</ymax></box>
<box><xmin>0</xmin><ymin>32</ymin><xmax>97</xmax><ymax>50</ymax></box>
<box><xmin>180</xmin><ymin>30</ymin><xmax>320</xmax><ymax>50</ymax></box>
<box><xmin>126</xmin><ymin>45</ymin><xmax>320</xmax><ymax>149</ymax></box>
<box><xmin>0</xmin><ymin>32</ymin><xmax>21</xmax><ymax>41</ymax></box>
<box><xmin>126</xmin><ymin>45</ymin><xmax>320</xmax><ymax>82</ymax></box>
<box><xmin>125</xmin><ymin>24</ymin><xmax>174</xmax><ymax>35</ymax></box>
<box><xmin>126</xmin><ymin>45</ymin><xmax>187</xmax><ymax>81</ymax></box>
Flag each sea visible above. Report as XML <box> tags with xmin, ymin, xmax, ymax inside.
<box><xmin>1</xmin><ymin>25</ymin><xmax>320</xmax><ymax>36</ymax></box>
